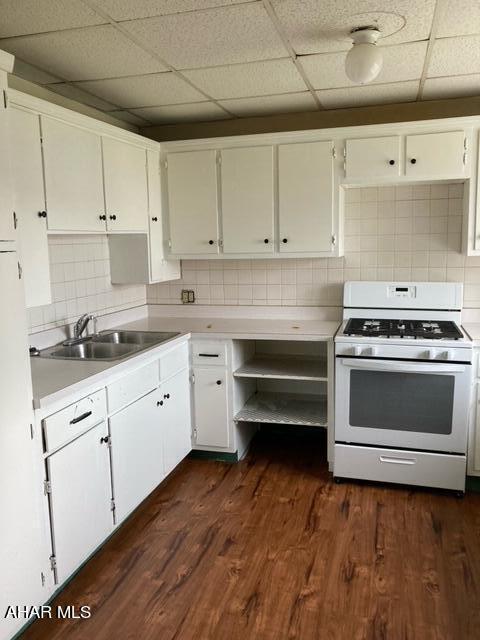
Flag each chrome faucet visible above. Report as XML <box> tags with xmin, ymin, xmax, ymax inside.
<box><xmin>74</xmin><ymin>313</ymin><xmax>98</xmax><ymax>339</ymax></box>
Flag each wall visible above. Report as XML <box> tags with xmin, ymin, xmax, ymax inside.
<box><xmin>28</xmin><ymin>235</ymin><xmax>146</xmax><ymax>334</ymax></box>
<box><xmin>142</xmin><ymin>96</ymin><xmax>480</xmax><ymax>142</ymax></box>
<box><xmin>148</xmin><ymin>181</ymin><xmax>480</xmax><ymax>309</ymax></box>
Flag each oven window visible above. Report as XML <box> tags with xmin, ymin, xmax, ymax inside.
<box><xmin>349</xmin><ymin>370</ymin><xmax>454</xmax><ymax>434</ymax></box>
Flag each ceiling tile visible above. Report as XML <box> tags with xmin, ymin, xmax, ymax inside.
<box><xmin>131</xmin><ymin>102</ymin><xmax>230</xmax><ymax>124</ymax></box>
<box><xmin>317</xmin><ymin>81</ymin><xmax>419</xmax><ymax>109</ymax></box>
<box><xmin>271</xmin><ymin>0</ymin><xmax>436</xmax><ymax>55</ymax></box>
<box><xmin>122</xmin><ymin>3</ymin><xmax>288</xmax><ymax>70</ymax></box>
<box><xmin>428</xmin><ymin>35</ymin><xmax>480</xmax><ymax>78</ymax></box>
<box><xmin>107</xmin><ymin>110</ymin><xmax>152</xmax><ymax>125</ymax></box>
<box><xmin>0</xmin><ymin>0</ymin><xmax>106</xmax><ymax>38</ymax></box>
<box><xmin>219</xmin><ymin>92</ymin><xmax>318</xmax><ymax>117</ymax></box>
<box><xmin>76</xmin><ymin>73</ymin><xmax>206</xmax><ymax>108</ymax></box>
<box><xmin>12</xmin><ymin>58</ymin><xmax>61</xmax><ymax>84</ymax></box>
<box><xmin>436</xmin><ymin>0</ymin><xmax>480</xmax><ymax>38</ymax></box>
<box><xmin>183</xmin><ymin>59</ymin><xmax>307</xmax><ymax>100</ymax></box>
<box><xmin>423</xmin><ymin>74</ymin><xmax>480</xmax><ymax>100</ymax></box>
<box><xmin>0</xmin><ymin>25</ymin><xmax>166</xmax><ymax>81</ymax></box>
<box><xmin>46</xmin><ymin>83</ymin><xmax>118</xmax><ymax>110</ymax></box>
<box><xmin>93</xmin><ymin>0</ymin><xmax>248</xmax><ymax>21</ymax></box>
<box><xmin>301</xmin><ymin>41</ymin><xmax>427</xmax><ymax>90</ymax></box>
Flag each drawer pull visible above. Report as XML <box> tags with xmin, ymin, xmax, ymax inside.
<box><xmin>379</xmin><ymin>456</ymin><xmax>416</xmax><ymax>465</ymax></box>
<box><xmin>198</xmin><ymin>353</ymin><xmax>220</xmax><ymax>358</ymax></box>
<box><xmin>69</xmin><ymin>410</ymin><xmax>93</xmax><ymax>425</ymax></box>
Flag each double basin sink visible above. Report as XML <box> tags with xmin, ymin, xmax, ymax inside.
<box><xmin>39</xmin><ymin>330</ymin><xmax>180</xmax><ymax>362</ymax></box>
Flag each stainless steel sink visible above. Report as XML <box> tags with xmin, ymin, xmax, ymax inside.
<box><xmin>37</xmin><ymin>330</ymin><xmax>180</xmax><ymax>361</ymax></box>
<box><xmin>94</xmin><ymin>330</ymin><xmax>179</xmax><ymax>345</ymax></box>
<box><xmin>46</xmin><ymin>341</ymin><xmax>141</xmax><ymax>361</ymax></box>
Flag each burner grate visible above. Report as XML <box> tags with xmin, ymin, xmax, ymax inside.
<box><xmin>344</xmin><ymin>318</ymin><xmax>463</xmax><ymax>340</ymax></box>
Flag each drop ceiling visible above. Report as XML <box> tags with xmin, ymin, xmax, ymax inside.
<box><xmin>1</xmin><ymin>0</ymin><xmax>479</xmax><ymax>128</ymax></box>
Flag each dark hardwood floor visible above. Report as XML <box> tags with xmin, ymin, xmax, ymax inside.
<box><xmin>21</xmin><ymin>429</ymin><xmax>480</xmax><ymax>640</ymax></box>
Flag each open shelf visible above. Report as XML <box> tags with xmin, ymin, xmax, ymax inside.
<box><xmin>233</xmin><ymin>355</ymin><xmax>327</xmax><ymax>382</ymax></box>
<box><xmin>234</xmin><ymin>392</ymin><xmax>327</xmax><ymax>428</ymax></box>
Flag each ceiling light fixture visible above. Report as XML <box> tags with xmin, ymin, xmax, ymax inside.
<box><xmin>345</xmin><ymin>26</ymin><xmax>382</xmax><ymax>84</ymax></box>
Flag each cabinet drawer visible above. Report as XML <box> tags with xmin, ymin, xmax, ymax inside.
<box><xmin>334</xmin><ymin>444</ymin><xmax>466</xmax><ymax>491</ymax></box>
<box><xmin>43</xmin><ymin>389</ymin><xmax>107</xmax><ymax>452</ymax></box>
<box><xmin>161</xmin><ymin>342</ymin><xmax>189</xmax><ymax>381</ymax></box>
<box><xmin>192</xmin><ymin>340</ymin><xmax>227</xmax><ymax>366</ymax></box>
<box><xmin>107</xmin><ymin>361</ymin><xmax>158</xmax><ymax>414</ymax></box>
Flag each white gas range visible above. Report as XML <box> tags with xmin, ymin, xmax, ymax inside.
<box><xmin>334</xmin><ymin>282</ymin><xmax>472</xmax><ymax>494</ymax></box>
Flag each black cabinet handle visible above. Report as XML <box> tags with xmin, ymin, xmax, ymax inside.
<box><xmin>216</xmin><ymin>380</ymin><xmax>222</xmax><ymax>385</ymax></box>
<box><xmin>264</xmin><ymin>238</ymin><xmax>269</xmax><ymax>243</ymax></box>
<box><xmin>99</xmin><ymin>214</ymin><xmax>107</xmax><ymax>221</ymax></box>
<box><xmin>38</xmin><ymin>211</ymin><xmax>47</xmax><ymax>218</ymax></box>
<box><xmin>109</xmin><ymin>214</ymin><xmax>117</xmax><ymax>221</ymax></box>
<box><xmin>208</xmin><ymin>240</ymin><xmax>214</xmax><ymax>245</ymax></box>
<box><xmin>389</xmin><ymin>160</ymin><xmax>395</xmax><ymax>165</ymax></box>
<box><xmin>410</xmin><ymin>158</ymin><xmax>417</xmax><ymax>164</ymax></box>
<box><xmin>163</xmin><ymin>393</ymin><xmax>170</xmax><ymax>399</ymax></box>
<box><xmin>152</xmin><ymin>216</ymin><xmax>158</xmax><ymax>222</ymax></box>
<box><xmin>157</xmin><ymin>400</ymin><xmax>163</xmax><ymax>407</ymax></box>
<box><xmin>100</xmin><ymin>435</ymin><xmax>110</xmax><ymax>444</ymax></box>
<box><xmin>70</xmin><ymin>410</ymin><xmax>92</xmax><ymax>425</ymax></box>
<box><xmin>282</xmin><ymin>238</ymin><xmax>288</xmax><ymax>244</ymax></box>
<box><xmin>198</xmin><ymin>353</ymin><xmax>219</xmax><ymax>358</ymax></box>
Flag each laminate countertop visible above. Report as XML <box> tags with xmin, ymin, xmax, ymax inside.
<box><xmin>30</xmin><ymin>316</ymin><xmax>340</xmax><ymax>412</ymax></box>
<box><xmin>462</xmin><ymin>323</ymin><xmax>480</xmax><ymax>345</ymax></box>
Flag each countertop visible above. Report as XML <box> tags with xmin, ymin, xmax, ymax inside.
<box><xmin>463</xmin><ymin>323</ymin><xmax>480</xmax><ymax>345</ymax></box>
<box><xmin>30</xmin><ymin>316</ymin><xmax>340</xmax><ymax>413</ymax></box>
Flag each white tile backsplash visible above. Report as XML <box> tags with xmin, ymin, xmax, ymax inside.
<box><xmin>28</xmin><ymin>235</ymin><xmax>146</xmax><ymax>333</ymax></box>
<box><xmin>147</xmin><ymin>182</ymin><xmax>480</xmax><ymax>308</ymax></box>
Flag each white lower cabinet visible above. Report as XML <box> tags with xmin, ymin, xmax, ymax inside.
<box><xmin>109</xmin><ymin>388</ymin><xmax>164</xmax><ymax>524</ymax></box>
<box><xmin>162</xmin><ymin>367</ymin><xmax>192</xmax><ymax>476</ymax></box>
<box><xmin>468</xmin><ymin>372</ymin><xmax>480</xmax><ymax>477</ymax></box>
<box><xmin>193</xmin><ymin>366</ymin><xmax>230</xmax><ymax>449</ymax></box>
<box><xmin>46</xmin><ymin>421</ymin><xmax>113</xmax><ymax>585</ymax></box>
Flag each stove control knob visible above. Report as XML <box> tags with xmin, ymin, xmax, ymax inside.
<box><xmin>369</xmin><ymin>346</ymin><xmax>378</xmax><ymax>357</ymax></box>
<box><xmin>443</xmin><ymin>350</ymin><xmax>454</xmax><ymax>361</ymax></box>
<box><xmin>352</xmin><ymin>345</ymin><xmax>362</xmax><ymax>356</ymax></box>
<box><xmin>425</xmin><ymin>349</ymin><xmax>436</xmax><ymax>360</ymax></box>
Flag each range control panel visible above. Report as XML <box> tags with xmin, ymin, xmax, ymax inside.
<box><xmin>387</xmin><ymin>285</ymin><xmax>417</xmax><ymax>299</ymax></box>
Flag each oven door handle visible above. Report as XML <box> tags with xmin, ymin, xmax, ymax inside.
<box><xmin>340</xmin><ymin>358</ymin><xmax>467</xmax><ymax>374</ymax></box>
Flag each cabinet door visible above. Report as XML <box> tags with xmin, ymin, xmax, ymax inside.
<box><xmin>345</xmin><ymin>136</ymin><xmax>401</xmax><ymax>179</ymax></box>
<box><xmin>0</xmin><ymin>95</ymin><xmax>14</xmax><ymax>242</ymax></box>
<box><xmin>473</xmin><ymin>381</ymin><xmax>480</xmax><ymax>475</ymax></box>
<box><xmin>221</xmin><ymin>146</ymin><xmax>274</xmax><ymax>254</ymax></box>
<box><xmin>167</xmin><ymin>150</ymin><xmax>219</xmax><ymax>255</ymax></box>
<box><xmin>109</xmin><ymin>389</ymin><xmax>163</xmax><ymax>523</ymax></box>
<box><xmin>147</xmin><ymin>149</ymin><xmax>180</xmax><ymax>283</ymax></box>
<box><xmin>278</xmin><ymin>141</ymin><xmax>334</xmax><ymax>254</ymax></box>
<box><xmin>46</xmin><ymin>422</ymin><xmax>113</xmax><ymax>585</ymax></box>
<box><xmin>103</xmin><ymin>137</ymin><xmax>148</xmax><ymax>232</ymax></box>
<box><xmin>0</xmin><ymin>251</ymin><xmax>50</xmax><ymax>639</ymax></box>
<box><xmin>193</xmin><ymin>367</ymin><xmax>229</xmax><ymax>448</ymax></box>
<box><xmin>41</xmin><ymin>117</ymin><xmax>105</xmax><ymax>232</ymax></box>
<box><xmin>406</xmin><ymin>131</ymin><xmax>466</xmax><ymax>178</ymax></box>
<box><xmin>162</xmin><ymin>367</ymin><xmax>192</xmax><ymax>476</ymax></box>
<box><xmin>9</xmin><ymin>107</ymin><xmax>51</xmax><ymax>307</ymax></box>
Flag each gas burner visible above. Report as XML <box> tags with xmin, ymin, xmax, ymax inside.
<box><xmin>344</xmin><ymin>318</ymin><xmax>464</xmax><ymax>340</ymax></box>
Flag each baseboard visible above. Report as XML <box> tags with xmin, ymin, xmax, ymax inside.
<box><xmin>188</xmin><ymin>449</ymin><xmax>238</xmax><ymax>463</ymax></box>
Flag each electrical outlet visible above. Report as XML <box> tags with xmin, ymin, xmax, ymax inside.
<box><xmin>181</xmin><ymin>289</ymin><xmax>195</xmax><ymax>304</ymax></box>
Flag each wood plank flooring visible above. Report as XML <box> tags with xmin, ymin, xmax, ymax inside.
<box><xmin>21</xmin><ymin>430</ymin><xmax>480</xmax><ymax>640</ymax></box>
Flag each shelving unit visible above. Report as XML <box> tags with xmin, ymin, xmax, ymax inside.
<box><xmin>234</xmin><ymin>354</ymin><xmax>327</xmax><ymax>382</ymax></box>
<box><xmin>234</xmin><ymin>392</ymin><xmax>327</xmax><ymax>428</ymax></box>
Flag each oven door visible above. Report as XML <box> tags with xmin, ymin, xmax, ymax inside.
<box><xmin>335</xmin><ymin>357</ymin><xmax>471</xmax><ymax>453</ymax></box>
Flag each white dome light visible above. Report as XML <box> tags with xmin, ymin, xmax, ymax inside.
<box><xmin>345</xmin><ymin>27</ymin><xmax>383</xmax><ymax>84</ymax></box>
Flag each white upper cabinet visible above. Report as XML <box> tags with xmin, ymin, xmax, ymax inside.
<box><xmin>102</xmin><ymin>137</ymin><xmax>148</xmax><ymax>232</ymax></box>
<box><xmin>166</xmin><ymin>149</ymin><xmax>219</xmax><ymax>255</ymax></box>
<box><xmin>405</xmin><ymin>131</ymin><xmax>466</xmax><ymax>178</ymax></box>
<box><xmin>221</xmin><ymin>146</ymin><xmax>274</xmax><ymax>254</ymax></box>
<box><xmin>278</xmin><ymin>141</ymin><xmax>335</xmax><ymax>254</ymax></box>
<box><xmin>0</xmin><ymin>93</ymin><xmax>14</xmax><ymax>242</ymax></box>
<box><xmin>9</xmin><ymin>107</ymin><xmax>51</xmax><ymax>307</ymax></box>
<box><xmin>147</xmin><ymin>149</ymin><xmax>180</xmax><ymax>283</ymax></box>
<box><xmin>41</xmin><ymin>117</ymin><xmax>105</xmax><ymax>232</ymax></box>
<box><xmin>345</xmin><ymin>136</ymin><xmax>401</xmax><ymax>180</ymax></box>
